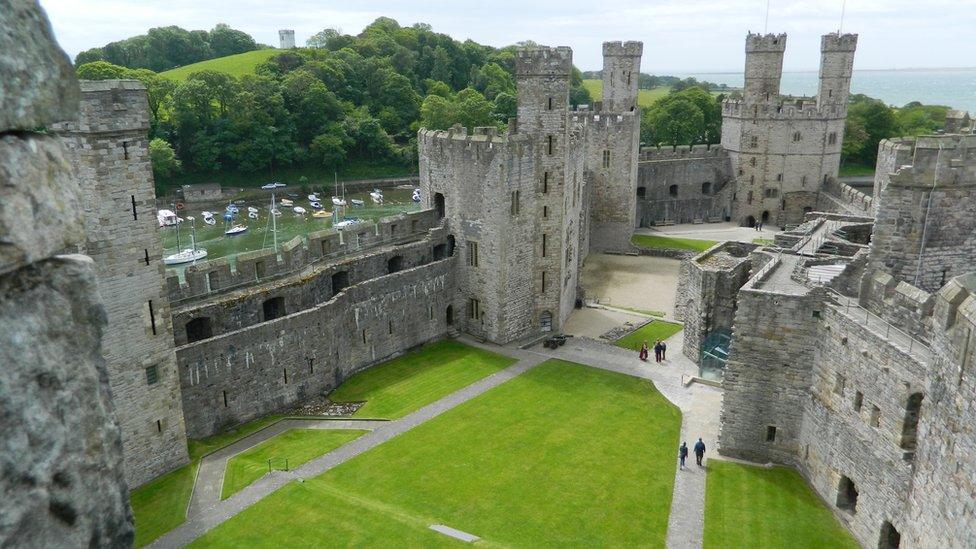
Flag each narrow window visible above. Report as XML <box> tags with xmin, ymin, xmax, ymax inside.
<box><xmin>362</xmin><ymin>329</ymin><xmax>367</xmax><ymax>344</ymax></box>
<box><xmin>428</xmin><ymin>305</ymin><xmax>434</xmax><ymax>320</ymax></box>
<box><xmin>792</xmin><ymin>131</ymin><xmax>801</xmax><ymax>142</ymax></box>
<box><xmin>834</xmin><ymin>373</ymin><xmax>845</xmax><ymax>395</ymax></box>
<box><xmin>747</xmin><ymin>190</ymin><xmax>753</xmax><ymax>204</ymax></box>
<box><xmin>637</xmin><ymin>187</ymin><xmax>646</xmax><ymax>198</ymax></box>
<box><xmin>542</xmin><ymin>234</ymin><xmax>547</xmax><ymax>257</ymax></box>
<box><xmin>853</xmin><ymin>391</ymin><xmax>863</xmax><ymax>411</ymax></box>
<box><xmin>208</xmin><ymin>270</ymin><xmax>219</xmax><ymax>290</ymax></box>
<box><xmin>148</xmin><ymin>300</ymin><xmax>157</xmax><ymax>335</ymax></box>
<box><xmin>669</xmin><ymin>184</ymin><xmax>678</xmax><ymax>198</ymax></box>
<box><xmin>750</xmin><ymin>157</ymin><xmax>756</xmax><ymax>167</ymax></box>
<box><xmin>870</xmin><ymin>405</ymin><xmax>881</xmax><ymax>428</ymax></box>
<box><xmin>541</xmin><ymin>271</ymin><xmax>547</xmax><ymax>292</ymax></box>
<box><xmin>543</xmin><ymin>172</ymin><xmax>549</xmax><ymax>193</ymax></box>
<box><xmin>828</xmin><ymin>132</ymin><xmax>837</xmax><ymax>145</ymax></box>
<box><xmin>283</xmin><ymin>368</ymin><xmax>288</xmax><ymax>384</ymax></box>
<box><xmin>765</xmin><ymin>426</ymin><xmax>777</xmax><ymax>442</ymax></box>
<box><xmin>543</xmin><ymin>205</ymin><xmax>548</xmax><ymax>218</ymax></box>
<box><xmin>156</xmin><ymin>419</ymin><xmax>162</xmax><ymax>433</ymax></box>
<box><xmin>547</xmin><ymin>97</ymin><xmax>553</xmax><ymax>110</ymax></box>
<box><xmin>308</xmin><ymin>358</ymin><xmax>314</xmax><ymax>374</ymax></box>
<box><xmin>813</xmin><ymin>310</ymin><xmax>821</xmax><ymax>318</ymax></box>
<box><xmin>467</xmin><ymin>298</ymin><xmax>481</xmax><ymax>320</ymax></box>
<box><xmin>750</xmin><ymin>136</ymin><xmax>758</xmax><ymax>148</ymax></box>
<box><xmin>122</xmin><ymin>141</ymin><xmax>130</xmax><ymax>160</ymax></box>
<box><xmin>321</xmin><ymin>240</ymin><xmax>330</xmax><ymax>255</ymax></box>
<box><xmin>776</xmin><ymin>173</ymin><xmax>783</xmax><ymax>182</ymax></box>
<box><xmin>602</xmin><ymin>149</ymin><xmax>610</xmax><ymax>169</ymax></box>
<box><xmin>801</xmin><ymin>175</ymin><xmax>808</xmax><ymax>186</ymax></box>
<box><xmin>222</xmin><ymin>390</ymin><xmax>228</xmax><ymax>407</ymax></box>
<box><xmin>388</xmin><ymin>319</ymin><xmax>393</xmax><ymax>334</ymax></box>
<box><xmin>547</xmin><ymin>135</ymin><xmax>554</xmax><ymax>155</ymax></box>
<box><xmin>145</xmin><ymin>365</ymin><xmax>159</xmax><ymax>385</ymax></box>
<box><xmin>900</xmin><ymin>393</ymin><xmax>923</xmax><ymax>450</ymax></box>
<box><xmin>511</xmin><ymin>190</ymin><xmax>520</xmax><ymax>216</ymax></box>
<box><xmin>254</xmin><ymin>260</ymin><xmax>266</xmax><ymax>278</ymax></box>
<box><xmin>131</xmin><ymin>195</ymin><xmax>138</xmax><ymax>220</ymax></box>
<box><xmin>828</xmin><ymin>89</ymin><xmax>833</xmax><ymax>98</ymax></box>
<box><xmin>701</xmin><ymin>182</ymin><xmax>711</xmax><ymax>195</ymax></box>
<box><xmin>466</xmin><ymin>241</ymin><xmax>479</xmax><ymax>267</ymax></box>
<box><xmin>143</xmin><ymin>249</ymin><xmax>150</xmax><ymax>266</ymax></box>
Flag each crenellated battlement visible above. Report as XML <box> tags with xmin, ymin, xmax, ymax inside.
<box><xmin>745</xmin><ymin>32</ymin><xmax>787</xmax><ymax>52</ymax></box>
<box><xmin>53</xmin><ymin>79</ymin><xmax>151</xmax><ymax>135</ymax></box>
<box><xmin>638</xmin><ymin>143</ymin><xmax>726</xmax><ymax>161</ymax></box>
<box><xmin>722</xmin><ymin>97</ymin><xmax>845</xmax><ymax>119</ymax></box>
<box><xmin>166</xmin><ymin>208</ymin><xmax>441</xmax><ymax>302</ymax></box>
<box><xmin>602</xmin><ymin>41</ymin><xmax>643</xmax><ymax>57</ymax></box>
<box><xmin>886</xmin><ymin>134</ymin><xmax>976</xmax><ymax>188</ymax></box>
<box><xmin>821</xmin><ymin>32</ymin><xmax>858</xmax><ymax>52</ymax></box>
<box><xmin>516</xmin><ymin>46</ymin><xmax>573</xmax><ymax>77</ymax></box>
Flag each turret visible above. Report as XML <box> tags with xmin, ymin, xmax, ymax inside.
<box><xmin>515</xmin><ymin>46</ymin><xmax>572</xmax><ymax>136</ymax></box>
<box><xmin>743</xmin><ymin>33</ymin><xmax>786</xmax><ymax>105</ymax></box>
<box><xmin>817</xmin><ymin>32</ymin><xmax>857</xmax><ymax>110</ymax></box>
<box><xmin>601</xmin><ymin>41</ymin><xmax>643</xmax><ymax>113</ymax></box>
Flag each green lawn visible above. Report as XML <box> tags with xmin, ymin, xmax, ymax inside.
<box><xmin>616</xmin><ymin>320</ymin><xmax>684</xmax><ymax>351</ymax></box>
<box><xmin>704</xmin><ymin>461</ymin><xmax>859</xmax><ymax>549</ymax></box>
<box><xmin>222</xmin><ymin>429</ymin><xmax>367</xmax><ymax>499</ymax></box>
<box><xmin>753</xmin><ymin>238</ymin><xmax>775</xmax><ymax>245</ymax></box>
<box><xmin>188</xmin><ymin>414</ymin><xmax>287</xmax><ymax>461</ymax></box>
<box><xmin>131</xmin><ymin>461</ymin><xmax>199</xmax><ymax>547</ymax></box>
<box><xmin>160</xmin><ymin>49</ymin><xmax>281</xmax><ymax>81</ymax></box>
<box><xmin>583</xmin><ymin>79</ymin><xmax>670</xmax><ymax>108</ymax></box>
<box><xmin>632</xmin><ymin>234</ymin><xmax>718</xmax><ymax>252</ymax></box>
<box><xmin>838</xmin><ymin>162</ymin><xmax>875</xmax><ymax>178</ymax></box>
<box><xmin>192</xmin><ymin>359</ymin><xmax>682</xmax><ymax>547</ymax></box>
<box><xmin>329</xmin><ymin>339</ymin><xmax>516</xmax><ymax>419</ymax></box>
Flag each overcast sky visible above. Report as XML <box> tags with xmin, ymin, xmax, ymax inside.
<box><xmin>41</xmin><ymin>0</ymin><xmax>976</xmax><ymax>72</ymax></box>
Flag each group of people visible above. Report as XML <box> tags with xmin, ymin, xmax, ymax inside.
<box><xmin>678</xmin><ymin>438</ymin><xmax>707</xmax><ymax>469</ymax></box>
<box><xmin>638</xmin><ymin>340</ymin><xmax>667</xmax><ymax>363</ymax></box>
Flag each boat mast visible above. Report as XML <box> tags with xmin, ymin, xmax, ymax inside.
<box><xmin>173</xmin><ymin>201</ymin><xmax>182</xmax><ymax>252</ymax></box>
<box><xmin>272</xmin><ymin>191</ymin><xmax>278</xmax><ymax>252</ymax></box>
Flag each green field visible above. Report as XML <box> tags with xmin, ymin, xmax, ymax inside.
<box><xmin>838</xmin><ymin>162</ymin><xmax>875</xmax><ymax>178</ymax></box>
<box><xmin>632</xmin><ymin>234</ymin><xmax>718</xmax><ymax>252</ymax></box>
<box><xmin>616</xmin><ymin>320</ymin><xmax>684</xmax><ymax>352</ymax></box>
<box><xmin>160</xmin><ymin>49</ymin><xmax>280</xmax><ymax>80</ymax></box>
<box><xmin>222</xmin><ymin>429</ymin><xmax>367</xmax><ymax>499</ymax></box>
<box><xmin>704</xmin><ymin>461</ymin><xmax>859</xmax><ymax>549</ymax></box>
<box><xmin>192</xmin><ymin>359</ymin><xmax>682</xmax><ymax>547</ymax></box>
<box><xmin>583</xmin><ymin>79</ymin><xmax>670</xmax><ymax>108</ymax></box>
<box><xmin>131</xmin><ymin>461</ymin><xmax>199</xmax><ymax>547</ymax></box>
<box><xmin>329</xmin><ymin>340</ymin><xmax>517</xmax><ymax>419</ymax></box>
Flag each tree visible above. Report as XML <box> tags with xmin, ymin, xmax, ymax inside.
<box><xmin>846</xmin><ymin>97</ymin><xmax>898</xmax><ymax>165</ymax></box>
<box><xmin>420</xmin><ymin>94</ymin><xmax>457</xmax><ymax>130</ymax></box>
<box><xmin>642</xmin><ymin>97</ymin><xmax>705</xmax><ymax>145</ymax></box>
<box><xmin>310</xmin><ymin>125</ymin><xmax>351</xmax><ymax>168</ymax></box>
<box><xmin>306</xmin><ymin>28</ymin><xmax>342</xmax><ymax>49</ymax></box>
<box><xmin>492</xmin><ymin>92</ymin><xmax>517</xmax><ymax>124</ymax></box>
<box><xmin>209</xmin><ymin>23</ymin><xmax>257</xmax><ymax>58</ymax></box>
<box><xmin>149</xmin><ymin>138</ymin><xmax>182</xmax><ymax>178</ymax></box>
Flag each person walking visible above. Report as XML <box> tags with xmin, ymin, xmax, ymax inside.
<box><xmin>654</xmin><ymin>340</ymin><xmax>663</xmax><ymax>363</ymax></box>
<box><xmin>639</xmin><ymin>341</ymin><xmax>649</xmax><ymax>362</ymax></box>
<box><xmin>661</xmin><ymin>340</ymin><xmax>667</xmax><ymax>361</ymax></box>
<box><xmin>694</xmin><ymin>438</ymin><xmax>706</xmax><ymax>466</ymax></box>
<box><xmin>679</xmin><ymin>442</ymin><xmax>689</xmax><ymax>470</ymax></box>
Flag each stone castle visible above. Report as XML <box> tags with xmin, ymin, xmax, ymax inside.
<box><xmin>3</xmin><ymin>2</ymin><xmax>975</xmax><ymax>545</ymax></box>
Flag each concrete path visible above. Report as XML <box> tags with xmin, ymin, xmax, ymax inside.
<box><xmin>637</xmin><ymin>221</ymin><xmax>782</xmax><ymax>245</ymax></box>
<box><xmin>152</xmin><ymin>344</ymin><xmax>546</xmax><ymax>548</ymax></box>
<box><xmin>188</xmin><ymin>419</ymin><xmax>388</xmax><ymax>517</ymax></box>
<box><xmin>528</xmin><ymin>331</ymin><xmax>723</xmax><ymax>549</ymax></box>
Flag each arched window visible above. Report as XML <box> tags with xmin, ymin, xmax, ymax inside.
<box><xmin>387</xmin><ymin>255</ymin><xmax>403</xmax><ymax>274</ymax></box>
<box><xmin>263</xmin><ymin>297</ymin><xmax>286</xmax><ymax>321</ymax></box>
<box><xmin>669</xmin><ymin>184</ymin><xmax>678</xmax><ymax>198</ymax></box>
<box><xmin>446</xmin><ymin>305</ymin><xmax>454</xmax><ymax>326</ymax></box>
<box><xmin>185</xmin><ymin>317</ymin><xmax>213</xmax><ymax>343</ymax></box>
<box><xmin>434</xmin><ymin>192</ymin><xmax>445</xmax><ymax>219</ymax></box>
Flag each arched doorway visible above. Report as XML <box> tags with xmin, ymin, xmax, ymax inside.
<box><xmin>185</xmin><ymin>317</ymin><xmax>213</xmax><ymax>343</ymax></box>
<box><xmin>761</xmin><ymin>210</ymin><xmax>770</xmax><ymax>223</ymax></box>
<box><xmin>434</xmin><ymin>192</ymin><xmax>445</xmax><ymax>219</ymax></box>
<box><xmin>744</xmin><ymin>215</ymin><xmax>756</xmax><ymax>228</ymax></box>
<box><xmin>445</xmin><ymin>305</ymin><xmax>454</xmax><ymax>326</ymax></box>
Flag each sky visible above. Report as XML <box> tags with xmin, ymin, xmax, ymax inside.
<box><xmin>41</xmin><ymin>0</ymin><xmax>976</xmax><ymax>73</ymax></box>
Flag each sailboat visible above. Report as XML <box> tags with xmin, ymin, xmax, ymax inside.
<box><xmin>163</xmin><ymin>215</ymin><xmax>208</xmax><ymax>265</ymax></box>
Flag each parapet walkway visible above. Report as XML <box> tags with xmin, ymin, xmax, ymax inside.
<box><xmin>154</xmin><ymin>333</ymin><xmax>723</xmax><ymax>549</ymax></box>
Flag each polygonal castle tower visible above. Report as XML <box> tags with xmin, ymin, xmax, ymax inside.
<box><xmin>53</xmin><ymin>80</ymin><xmax>190</xmax><ymax>487</ymax></box>
<box><xmin>419</xmin><ymin>42</ymin><xmax>642</xmax><ymax>343</ymax></box>
<box><xmin>721</xmin><ymin>32</ymin><xmax>857</xmax><ymax>227</ymax></box>
<box><xmin>587</xmin><ymin>41</ymin><xmax>643</xmax><ymax>252</ymax></box>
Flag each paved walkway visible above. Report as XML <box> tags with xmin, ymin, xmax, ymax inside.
<box><xmin>188</xmin><ymin>419</ymin><xmax>389</xmax><ymax>516</ymax></box>
<box><xmin>529</xmin><ymin>331</ymin><xmax>722</xmax><ymax>549</ymax></box>
<box><xmin>637</xmin><ymin>221</ymin><xmax>781</xmax><ymax>245</ymax></box>
<box><xmin>152</xmin><ymin>343</ymin><xmax>546</xmax><ymax>548</ymax></box>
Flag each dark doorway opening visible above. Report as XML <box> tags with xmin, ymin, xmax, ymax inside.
<box><xmin>837</xmin><ymin>476</ymin><xmax>858</xmax><ymax>514</ymax></box>
<box><xmin>186</xmin><ymin>317</ymin><xmax>213</xmax><ymax>343</ymax></box>
<box><xmin>446</xmin><ymin>235</ymin><xmax>456</xmax><ymax>257</ymax></box>
<box><xmin>761</xmin><ymin>210</ymin><xmax>770</xmax><ymax>223</ymax></box>
<box><xmin>446</xmin><ymin>305</ymin><xmax>454</xmax><ymax>326</ymax></box>
<box><xmin>900</xmin><ymin>393</ymin><xmax>924</xmax><ymax>451</ymax></box>
<box><xmin>387</xmin><ymin>255</ymin><xmax>403</xmax><ymax>274</ymax></box>
<box><xmin>744</xmin><ymin>215</ymin><xmax>756</xmax><ymax>228</ymax></box>
<box><xmin>879</xmin><ymin>521</ymin><xmax>901</xmax><ymax>549</ymax></box>
<box><xmin>263</xmin><ymin>297</ymin><xmax>286</xmax><ymax>321</ymax></box>
<box><xmin>432</xmin><ymin>243</ymin><xmax>446</xmax><ymax>260</ymax></box>
<box><xmin>434</xmin><ymin>192</ymin><xmax>445</xmax><ymax>219</ymax></box>
<box><xmin>331</xmin><ymin>271</ymin><xmax>349</xmax><ymax>297</ymax></box>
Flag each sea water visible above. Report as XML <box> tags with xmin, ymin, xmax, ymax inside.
<box><xmin>678</xmin><ymin>69</ymin><xmax>976</xmax><ymax>112</ymax></box>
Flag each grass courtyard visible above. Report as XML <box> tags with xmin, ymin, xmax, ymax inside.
<box><xmin>703</xmin><ymin>461</ymin><xmax>859</xmax><ymax>549</ymax></box>
<box><xmin>222</xmin><ymin>429</ymin><xmax>368</xmax><ymax>499</ymax></box>
<box><xmin>632</xmin><ymin>234</ymin><xmax>719</xmax><ymax>252</ymax></box>
<box><xmin>328</xmin><ymin>339</ymin><xmax>516</xmax><ymax>419</ymax></box>
<box><xmin>191</xmin><ymin>359</ymin><xmax>683</xmax><ymax>547</ymax></box>
<box><xmin>616</xmin><ymin>320</ymin><xmax>684</xmax><ymax>352</ymax></box>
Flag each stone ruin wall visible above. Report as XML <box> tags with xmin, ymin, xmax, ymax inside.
<box><xmin>867</xmin><ymin>134</ymin><xmax>976</xmax><ymax>293</ymax></box>
<box><xmin>0</xmin><ymin>1</ymin><xmax>132</xmax><ymax>544</ymax></box>
<box><xmin>54</xmin><ymin>80</ymin><xmax>190</xmax><ymax>488</ymax></box>
<box><xmin>636</xmin><ymin>144</ymin><xmax>734</xmax><ymax>226</ymax></box>
<box><xmin>171</xmin><ymin>213</ymin><xmax>451</xmax><ymax>437</ymax></box>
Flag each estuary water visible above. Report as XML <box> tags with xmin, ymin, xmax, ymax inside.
<box><xmin>679</xmin><ymin>69</ymin><xmax>976</xmax><ymax>112</ymax></box>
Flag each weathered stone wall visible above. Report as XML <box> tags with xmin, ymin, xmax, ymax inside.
<box><xmin>54</xmin><ymin>80</ymin><xmax>190</xmax><ymax>487</ymax></box>
<box><xmin>1</xmin><ymin>1</ymin><xmax>132</xmax><ymax>544</ymax></box>
<box><xmin>873</xmin><ymin>137</ymin><xmax>915</xmax><ymax>209</ymax></box>
<box><xmin>636</xmin><ymin>145</ymin><xmax>734</xmax><ymax>225</ymax></box>
<box><xmin>177</xmin><ymin>257</ymin><xmax>455</xmax><ymax>438</ymax></box>
<box><xmin>858</xmin><ymin>270</ymin><xmax>934</xmax><ymax>342</ymax></box>
<box><xmin>867</xmin><ymin>134</ymin><xmax>976</xmax><ymax>293</ymax></box>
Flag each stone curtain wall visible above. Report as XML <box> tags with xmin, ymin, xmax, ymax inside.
<box><xmin>178</xmin><ymin>257</ymin><xmax>456</xmax><ymax>437</ymax></box>
<box><xmin>54</xmin><ymin>80</ymin><xmax>190</xmax><ymax>488</ymax></box>
<box><xmin>636</xmin><ymin>145</ymin><xmax>734</xmax><ymax>226</ymax></box>
<box><xmin>0</xmin><ymin>1</ymin><xmax>133</xmax><ymax>545</ymax></box>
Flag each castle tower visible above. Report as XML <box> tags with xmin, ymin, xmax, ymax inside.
<box><xmin>54</xmin><ymin>80</ymin><xmax>189</xmax><ymax>487</ymax></box>
<box><xmin>817</xmin><ymin>33</ymin><xmax>857</xmax><ymax>110</ymax></box>
<box><xmin>279</xmin><ymin>29</ymin><xmax>295</xmax><ymax>49</ymax></box>
<box><xmin>587</xmin><ymin>41</ymin><xmax>643</xmax><ymax>252</ymax></box>
<box><xmin>743</xmin><ymin>33</ymin><xmax>786</xmax><ymax>105</ymax></box>
<box><xmin>601</xmin><ymin>41</ymin><xmax>642</xmax><ymax>112</ymax></box>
